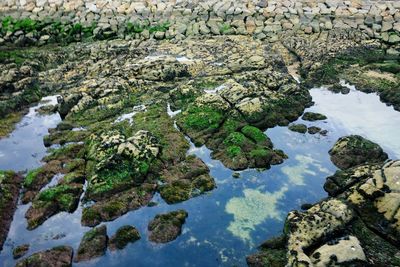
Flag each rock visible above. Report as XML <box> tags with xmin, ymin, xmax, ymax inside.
<box><xmin>288</xmin><ymin>123</ymin><xmax>307</xmax><ymax>133</ymax></box>
<box><xmin>109</xmin><ymin>225</ymin><xmax>140</xmax><ymax>250</ymax></box>
<box><xmin>328</xmin><ymin>83</ymin><xmax>350</xmax><ymax>94</ymax></box>
<box><xmin>329</xmin><ymin>135</ymin><xmax>388</xmax><ymax>170</ymax></box>
<box><xmin>74</xmin><ymin>225</ymin><xmax>108</xmax><ymax>262</ymax></box>
<box><xmin>347</xmin><ymin>160</ymin><xmax>400</xmax><ymax>243</ymax></box>
<box><xmin>302</xmin><ymin>112</ymin><xmax>327</xmax><ymax>121</ymax></box>
<box><xmin>0</xmin><ymin>171</ymin><xmax>22</xmax><ymax>251</ymax></box>
<box><xmin>310</xmin><ymin>236</ymin><xmax>366</xmax><ymax>266</ymax></box>
<box><xmin>16</xmin><ymin>246</ymin><xmax>73</xmax><ymax>267</ymax></box>
<box><xmin>307</xmin><ymin>126</ymin><xmax>321</xmax><ymax>134</ymax></box>
<box><xmin>13</xmin><ymin>244</ymin><xmax>29</xmax><ymax>259</ymax></box>
<box><xmin>148</xmin><ymin>210</ymin><xmax>188</xmax><ymax>243</ymax></box>
<box><xmin>285</xmin><ymin>199</ymin><xmax>354</xmax><ymax>266</ymax></box>
<box><xmin>159</xmin><ymin>156</ymin><xmax>215</xmax><ymax>204</ymax></box>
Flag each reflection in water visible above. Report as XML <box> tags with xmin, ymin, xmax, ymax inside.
<box><xmin>309</xmin><ymin>84</ymin><xmax>400</xmax><ymax>158</ymax></box>
<box><xmin>0</xmin><ymin>96</ymin><xmax>61</xmax><ymax>171</ymax></box>
<box><xmin>226</xmin><ymin>186</ymin><xmax>288</xmax><ymax>243</ymax></box>
<box><xmin>282</xmin><ymin>154</ymin><xmax>330</xmax><ymax>186</ymax></box>
<box><xmin>0</xmin><ymin>86</ymin><xmax>399</xmax><ymax>266</ymax></box>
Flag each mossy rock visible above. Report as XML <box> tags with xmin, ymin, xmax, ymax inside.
<box><xmin>74</xmin><ymin>225</ymin><xmax>108</xmax><ymax>262</ymax></box>
<box><xmin>329</xmin><ymin>135</ymin><xmax>388</xmax><ymax>170</ymax></box>
<box><xmin>302</xmin><ymin>112</ymin><xmax>327</xmax><ymax>121</ymax></box>
<box><xmin>148</xmin><ymin>210</ymin><xmax>188</xmax><ymax>243</ymax></box>
<box><xmin>109</xmin><ymin>225</ymin><xmax>141</xmax><ymax>250</ymax></box>
<box><xmin>15</xmin><ymin>246</ymin><xmax>73</xmax><ymax>267</ymax></box>
<box><xmin>13</xmin><ymin>244</ymin><xmax>29</xmax><ymax>259</ymax></box>
<box><xmin>288</xmin><ymin>124</ymin><xmax>307</xmax><ymax>134</ymax></box>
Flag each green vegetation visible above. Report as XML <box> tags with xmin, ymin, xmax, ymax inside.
<box><xmin>37</xmin><ymin>184</ymin><xmax>80</xmax><ymax>211</ymax></box>
<box><xmin>250</xmin><ymin>148</ymin><xmax>271</xmax><ymax>159</ymax></box>
<box><xmin>241</xmin><ymin>126</ymin><xmax>267</xmax><ymax>143</ymax></box>
<box><xmin>223</xmin><ymin>132</ymin><xmax>246</xmax><ymax>146</ymax></box>
<box><xmin>24</xmin><ymin>168</ymin><xmax>43</xmax><ymax>188</ymax></box>
<box><xmin>126</xmin><ymin>20</ymin><xmax>170</xmax><ymax>35</ymax></box>
<box><xmin>220</xmin><ymin>23</ymin><xmax>232</xmax><ymax>34</ymax></box>
<box><xmin>183</xmin><ymin>106</ymin><xmax>224</xmax><ymax>131</ymax></box>
<box><xmin>227</xmin><ymin>145</ymin><xmax>242</xmax><ymax>158</ymax></box>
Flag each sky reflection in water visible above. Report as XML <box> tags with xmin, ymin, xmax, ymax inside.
<box><xmin>0</xmin><ymin>86</ymin><xmax>399</xmax><ymax>267</ymax></box>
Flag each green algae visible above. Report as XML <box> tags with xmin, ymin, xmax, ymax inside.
<box><xmin>225</xmin><ymin>187</ymin><xmax>288</xmax><ymax>243</ymax></box>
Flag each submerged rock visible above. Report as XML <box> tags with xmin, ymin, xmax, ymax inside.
<box><xmin>148</xmin><ymin>210</ymin><xmax>188</xmax><ymax>243</ymax></box>
<box><xmin>109</xmin><ymin>225</ymin><xmax>140</xmax><ymax>251</ymax></box>
<box><xmin>74</xmin><ymin>225</ymin><xmax>108</xmax><ymax>262</ymax></box>
<box><xmin>329</xmin><ymin>135</ymin><xmax>388</xmax><ymax>170</ymax></box>
<box><xmin>13</xmin><ymin>244</ymin><xmax>29</xmax><ymax>259</ymax></box>
<box><xmin>16</xmin><ymin>246</ymin><xmax>73</xmax><ymax>267</ymax></box>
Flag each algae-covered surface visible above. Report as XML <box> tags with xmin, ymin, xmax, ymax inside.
<box><xmin>0</xmin><ymin>35</ymin><xmax>399</xmax><ymax>266</ymax></box>
<box><xmin>0</xmin><ymin>83</ymin><xmax>399</xmax><ymax>266</ymax></box>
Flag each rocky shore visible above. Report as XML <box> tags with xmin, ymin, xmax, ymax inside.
<box><xmin>247</xmin><ymin>135</ymin><xmax>400</xmax><ymax>266</ymax></box>
<box><xmin>0</xmin><ymin>2</ymin><xmax>399</xmax><ymax>264</ymax></box>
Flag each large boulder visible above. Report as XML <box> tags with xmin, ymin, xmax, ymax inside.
<box><xmin>329</xmin><ymin>135</ymin><xmax>388</xmax><ymax>170</ymax></box>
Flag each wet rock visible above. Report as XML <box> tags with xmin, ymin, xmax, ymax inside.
<box><xmin>16</xmin><ymin>246</ymin><xmax>73</xmax><ymax>267</ymax></box>
<box><xmin>148</xmin><ymin>210</ymin><xmax>188</xmax><ymax>243</ymax></box>
<box><xmin>302</xmin><ymin>112</ymin><xmax>327</xmax><ymax>121</ymax></box>
<box><xmin>81</xmin><ymin>183</ymin><xmax>156</xmax><ymax>227</ymax></box>
<box><xmin>0</xmin><ymin>171</ymin><xmax>22</xmax><ymax>251</ymax></box>
<box><xmin>307</xmin><ymin>126</ymin><xmax>321</xmax><ymax>134</ymax></box>
<box><xmin>13</xmin><ymin>244</ymin><xmax>29</xmax><ymax>259</ymax></box>
<box><xmin>109</xmin><ymin>225</ymin><xmax>140</xmax><ymax>251</ymax></box>
<box><xmin>22</xmin><ymin>160</ymin><xmax>63</xmax><ymax>203</ymax></box>
<box><xmin>85</xmin><ymin>130</ymin><xmax>160</xmax><ymax>201</ymax></box>
<box><xmin>310</xmin><ymin>236</ymin><xmax>366</xmax><ymax>266</ymax></box>
<box><xmin>25</xmin><ymin>183</ymin><xmax>83</xmax><ymax>230</ymax></box>
<box><xmin>288</xmin><ymin>123</ymin><xmax>307</xmax><ymax>133</ymax></box>
<box><xmin>329</xmin><ymin>135</ymin><xmax>388</xmax><ymax>170</ymax></box>
<box><xmin>328</xmin><ymin>83</ymin><xmax>350</xmax><ymax>94</ymax></box>
<box><xmin>285</xmin><ymin>199</ymin><xmax>354</xmax><ymax>266</ymax></box>
<box><xmin>347</xmin><ymin>160</ymin><xmax>400</xmax><ymax>243</ymax></box>
<box><xmin>159</xmin><ymin>155</ymin><xmax>215</xmax><ymax>204</ymax></box>
<box><xmin>324</xmin><ymin>164</ymin><xmax>380</xmax><ymax>196</ymax></box>
<box><xmin>74</xmin><ymin>225</ymin><xmax>108</xmax><ymax>262</ymax></box>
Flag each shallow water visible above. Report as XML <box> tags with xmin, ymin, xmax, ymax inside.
<box><xmin>0</xmin><ymin>85</ymin><xmax>399</xmax><ymax>267</ymax></box>
<box><xmin>0</xmin><ymin>96</ymin><xmax>61</xmax><ymax>171</ymax></box>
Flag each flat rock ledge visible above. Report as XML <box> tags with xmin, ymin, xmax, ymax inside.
<box><xmin>248</xmin><ymin>136</ymin><xmax>400</xmax><ymax>266</ymax></box>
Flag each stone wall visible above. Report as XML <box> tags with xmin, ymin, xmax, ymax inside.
<box><xmin>1</xmin><ymin>0</ymin><xmax>400</xmax><ymax>44</ymax></box>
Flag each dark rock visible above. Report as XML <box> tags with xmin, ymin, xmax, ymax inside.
<box><xmin>329</xmin><ymin>135</ymin><xmax>388</xmax><ymax>170</ymax></box>
<box><xmin>13</xmin><ymin>244</ymin><xmax>29</xmax><ymax>259</ymax></box>
<box><xmin>159</xmin><ymin>156</ymin><xmax>215</xmax><ymax>204</ymax></box>
<box><xmin>0</xmin><ymin>171</ymin><xmax>22</xmax><ymax>251</ymax></box>
<box><xmin>328</xmin><ymin>83</ymin><xmax>350</xmax><ymax>94</ymax></box>
<box><xmin>148</xmin><ymin>210</ymin><xmax>188</xmax><ymax>243</ymax></box>
<box><xmin>74</xmin><ymin>225</ymin><xmax>108</xmax><ymax>262</ymax></box>
<box><xmin>15</xmin><ymin>246</ymin><xmax>73</xmax><ymax>267</ymax></box>
<box><xmin>288</xmin><ymin>123</ymin><xmax>307</xmax><ymax>133</ymax></box>
<box><xmin>302</xmin><ymin>112</ymin><xmax>327</xmax><ymax>121</ymax></box>
<box><xmin>307</xmin><ymin>126</ymin><xmax>321</xmax><ymax>134</ymax></box>
<box><xmin>109</xmin><ymin>225</ymin><xmax>140</xmax><ymax>251</ymax></box>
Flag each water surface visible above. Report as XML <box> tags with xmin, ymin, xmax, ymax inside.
<box><xmin>0</xmin><ymin>85</ymin><xmax>399</xmax><ymax>267</ymax></box>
